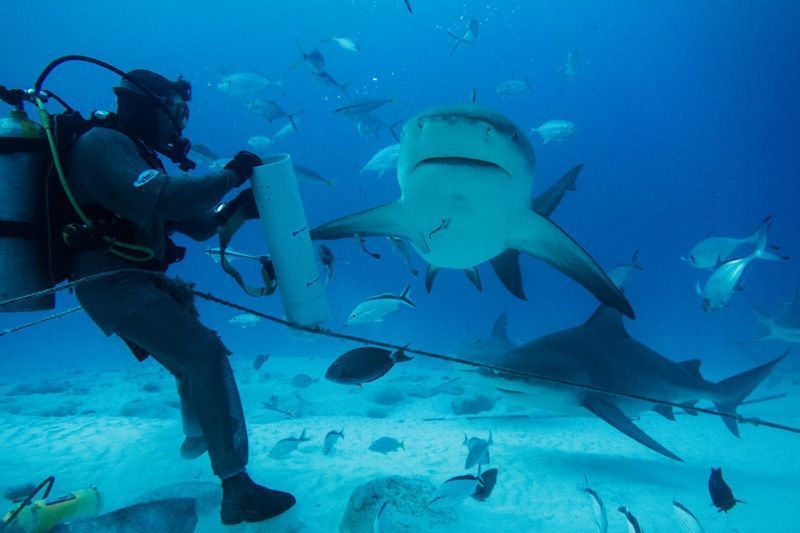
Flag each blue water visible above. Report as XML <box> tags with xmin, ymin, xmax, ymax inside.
<box><xmin>2</xmin><ymin>1</ymin><xmax>799</xmax><ymax>531</ymax></box>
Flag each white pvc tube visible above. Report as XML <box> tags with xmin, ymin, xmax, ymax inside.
<box><xmin>251</xmin><ymin>154</ymin><xmax>329</xmax><ymax>326</ymax></box>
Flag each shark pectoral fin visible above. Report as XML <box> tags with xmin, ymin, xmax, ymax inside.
<box><xmin>496</xmin><ymin>387</ymin><xmax>526</xmax><ymax>395</ymax></box>
<box><xmin>510</xmin><ymin>211</ymin><xmax>634</xmax><ymax>318</ymax></box>
<box><xmin>653</xmin><ymin>404</ymin><xmax>676</xmax><ymax>421</ymax></box>
<box><xmin>464</xmin><ymin>268</ymin><xmax>482</xmax><ymax>291</ymax></box>
<box><xmin>490</xmin><ymin>250</ymin><xmax>526</xmax><ymax>300</ymax></box>
<box><xmin>582</xmin><ymin>396</ymin><xmax>683</xmax><ymax>461</ymax></box>
<box><xmin>311</xmin><ymin>201</ymin><xmax>407</xmax><ymax>241</ymax></box>
<box><xmin>425</xmin><ymin>264</ymin><xmax>440</xmax><ymax>293</ymax></box>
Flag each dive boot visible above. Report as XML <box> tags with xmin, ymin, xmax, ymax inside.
<box><xmin>221</xmin><ymin>472</ymin><xmax>296</xmax><ymax>525</ymax></box>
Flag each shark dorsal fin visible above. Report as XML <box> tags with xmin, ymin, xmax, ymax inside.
<box><xmin>583</xmin><ymin>305</ymin><xmax>629</xmax><ymax>338</ymax></box>
<box><xmin>678</xmin><ymin>359</ymin><xmax>703</xmax><ymax>379</ymax></box>
<box><xmin>490</xmin><ymin>311</ymin><xmax>511</xmax><ymax>345</ymax></box>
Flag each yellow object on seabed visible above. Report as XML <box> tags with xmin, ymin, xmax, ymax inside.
<box><xmin>1</xmin><ymin>482</ymin><xmax>101</xmax><ymax>533</ymax></box>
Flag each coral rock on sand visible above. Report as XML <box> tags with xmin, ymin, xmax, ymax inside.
<box><xmin>340</xmin><ymin>476</ymin><xmax>455</xmax><ymax>532</ymax></box>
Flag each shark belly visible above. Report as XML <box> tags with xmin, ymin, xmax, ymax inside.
<box><xmin>403</xmin><ymin>162</ymin><xmax>525</xmax><ymax>268</ymax></box>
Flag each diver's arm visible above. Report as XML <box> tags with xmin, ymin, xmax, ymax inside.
<box><xmin>154</xmin><ymin>170</ymin><xmax>241</xmax><ymax>222</ymax></box>
<box><xmin>69</xmin><ymin>128</ymin><xmax>240</xmax><ymax>229</ymax></box>
<box><xmin>169</xmin><ymin>212</ymin><xmax>219</xmax><ymax>241</ymax></box>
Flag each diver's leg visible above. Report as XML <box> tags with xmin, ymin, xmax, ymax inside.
<box><xmin>176</xmin><ymin>377</ymin><xmax>208</xmax><ymax>459</ymax></box>
<box><xmin>115</xmin><ymin>296</ymin><xmax>246</xmax><ymax>478</ymax></box>
<box><xmin>115</xmin><ymin>297</ymin><xmax>295</xmax><ymax>523</ymax></box>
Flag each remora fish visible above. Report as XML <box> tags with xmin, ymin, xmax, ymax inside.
<box><xmin>268</xmin><ymin>429</ymin><xmax>310</xmax><ymax>458</ymax></box>
<box><xmin>295</xmin><ymin>165</ymin><xmax>334</xmax><ymax>187</ymax></box>
<box><xmin>403</xmin><ymin>0</ymin><xmax>413</xmax><ymax>14</ymax></box>
<box><xmin>697</xmin><ymin>221</ymin><xmax>788</xmax><ymax>311</ymax></box>
<box><xmin>373</xmin><ymin>500</ymin><xmax>390</xmax><ymax>532</ymax></box>
<box><xmin>311</xmin><ymin>104</ymin><xmax>631</xmax><ymax>316</ymax></box>
<box><xmin>325</xmin><ymin>35</ymin><xmax>361</xmax><ymax>52</ymax></box>
<box><xmin>463</xmin><ymin>430</ymin><xmax>492</xmax><ymax>469</ymax></box>
<box><xmin>206</xmin><ymin>248</ymin><xmax>263</xmax><ymax>263</ymax></box>
<box><xmin>333</xmin><ymin>98</ymin><xmax>399</xmax><ymax>118</ymax></box>
<box><xmin>708</xmin><ymin>468</ymin><xmax>743</xmax><ymax>512</ymax></box>
<box><xmin>326</xmin><ymin>346</ymin><xmax>412</xmax><ymax>384</ymax></box>
<box><xmin>582</xmin><ymin>478</ymin><xmax>608</xmax><ymax>533</ymax></box>
<box><xmin>361</xmin><ymin>143</ymin><xmax>400</xmax><ymax>177</ymax></box>
<box><xmin>530</xmin><ymin>119</ymin><xmax>577</xmax><ymax>144</ymax></box>
<box><xmin>346</xmin><ymin>285</ymin><xmax>415</xmax><ymax>325</ymax></box>
<box><xmin>474</xmin><ymin>297</ymin><xmax>787</xmax><ymax>460</ymax></box>
<box><xmin>618</xmin><ymin>506</ymin><xmax>642</xmax><ymax>533</ymax></box>
<box><xmin>312</xmin><ymin>70</ymin><xmax>350</xmax><ymax>98</ymax></box>
<box><xmin>448</xmin><ymin>18</ymin><xmax>480</xmax><ymax>56</ymax></box>
<box><xmin>245</xmin><ymin>99</ymin><xmax>303</xmax><ymax>130</ymax></box>
<box><xmin>323</xmin><ymin>429</ymin><xmax>344</xmax><ymax>455</ymax></box>
<box><xmin>683</xmin><ymin>215</ymin><xmax>776</xmax><ymax>269</ymax></box>
<box><xmin>388</xmin><ymin>237</ymin><xmax>419</xmax><ymax>277</ymax></box>
<box><xmin>369</xmin><ymin>436</ymin><xmax>404</xmax><ymax>454</ymax></box>
<box><xmin>673</xmin><ymin>500</ymin><xmax>705</xmax><ymax>532</ymax></box>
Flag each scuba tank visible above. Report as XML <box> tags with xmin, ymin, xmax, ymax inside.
<box><xmin>0</xmin><ymin>108</ymin><xmax>54</xmax><ymax>311</ymax></box>
<box><xmin>1</xmin><ymin>479</ymin><xmax>101</xmax><ymax>533</ymax></box>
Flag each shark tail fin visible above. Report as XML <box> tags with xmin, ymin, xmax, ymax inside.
<box><xmin>714</xmin><ymin>351</ymin><xmax>788</xmax><ymax>436</ymax></box>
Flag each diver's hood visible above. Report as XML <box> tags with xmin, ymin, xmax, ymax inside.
<box><xmin>114</xmin><ymin>69</ymin><xmax>195</xmax><ymax>170</ymax></box>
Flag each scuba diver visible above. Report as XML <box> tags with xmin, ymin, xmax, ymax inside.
<box><xmin>62</xmin><ymin>69</ymin><xmax>295</xmax><ymax>525</ymax></box>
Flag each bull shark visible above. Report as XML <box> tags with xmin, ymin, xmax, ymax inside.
<box><xmin>743</xmin><ymin>286</ymin><xmax>800</xmax><ymax>345</ymax></box>
<box><xmin>475</xmin><ymin>302</ymin><xmax>786</xmax><ymax>461</ymax></box>
<box><xmin>310</xmin><ymin>105</ymin><xmax>633</xmax><ymax>318</ymax></box>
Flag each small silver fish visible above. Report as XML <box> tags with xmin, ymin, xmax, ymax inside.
<box><xmin>530</xmin><ymin>120</ymin><xmax>577</xmax><ymax>144</ymax></box>
<box><xmin>246</xmin><ymin>99</ymin><xmax>302</xmax><ymax>129</ymax></box>
<box><xmin>323</xmin><ymin>429</ymin><xmax>344</xmax><ymax>455</ymax></box>
<box><xmin>618</xmin><ymin>506</ymin><xmax>642</xmax><ymax>533</ymax></box>
<box><xmin>448</xmin><ymin>18</ymin><xmax>480</xmax><ymax>56</ymax></box>
<box><xmin>368</xmin><ymin>436</ymin><xmax>404</xmax><ymax>454</ymax></box>
<box><xmin>229</xmin><ymin>313</ymin><xmax>262</xmax><ymax>328</ymax></box>
<box><xmin>683</xmin><ymin>216</ymin><xmax>773</xmax><ymax>269</ymax></box>
<box><xmin>388</xmin><ymin>237</ymin><xmax>419</xmax><ymax>277</ymax></box>
<box><xmin>672</xmin><ymin>500</ymin><xmax>704</xmax><ymax>533</ymax></box>
<box><xmin>429</xmin><ymin>474</ymin><xmax>480</xmax><ymax>508</ymax></box>
<box><xmin>361</xmin><ymin>144</ymin><xmax>400</xmax><ymax>178</ymax></box>
<box><xmin>217</xmin><ymin>72</ymin><xmax>282</xmax><ymax>98</ymax></box>
<box><xmin>347</xmin><ymin>285</ymin><xmax>415</xmax><ymax>325</ymax></box>
<box><xmin>268</xmin><ymin>429</ymin><xmax>310</xmax><ymax>458</ymax></box>
<box><xmin>697</xmin><ymin>223</ymin><xmax>787</xmax><ymax>311</ymax></box>
<box><xmin>582</xmin><ymin>478</ymin><xmax>608</xmax><ymax>533</ymax></box>
<box><xmin>333</xmin><ymin>98</ymin><xmax>399</xmax><ymax>118</ymax></box>
<box><xmin>463</xmin><ymin>430</ymin><xmax>492</xmax><ymax>469</ymax></box>
<box><xmin>326</xmin><ymin>35</ymin><xmax>361</xmax><ymax>53</ymax></box>
<box><xmin>495</xmin><ymin>79</ymin><xmax>533</xmax><ymax>97</ymax></box>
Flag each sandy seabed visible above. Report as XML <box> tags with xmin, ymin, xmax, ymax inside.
<box><xmin>1</xmin><ymin>351</ymin><xmax>798</xmax><ymax>532</ymax></box>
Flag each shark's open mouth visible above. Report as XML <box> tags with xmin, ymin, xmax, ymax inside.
<box><xmin>414</xmin><ymin>156</ymin><xmax>509</xmax><ymax>176</ymax></box>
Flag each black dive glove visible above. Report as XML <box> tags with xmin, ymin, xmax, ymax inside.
<box><xmin>224</xmin><ymin>151</ymin><xmax>263</xmax><ymax>186</ymax></box>
<box><xmin>214</xmin><ymin>188</ymin><xmax>260</xmax><ymax>226</ymax></box>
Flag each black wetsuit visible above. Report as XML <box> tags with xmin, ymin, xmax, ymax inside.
<box><xmin>65</xmin><ymin>127</ymin><xmax>247</xmax><ymax>479</ymax></box>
